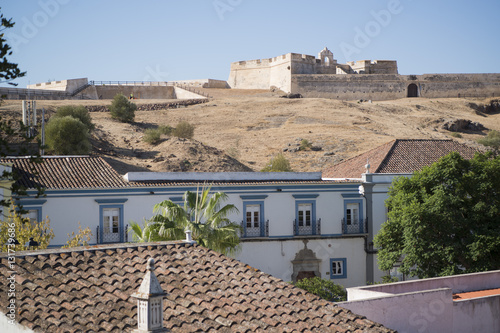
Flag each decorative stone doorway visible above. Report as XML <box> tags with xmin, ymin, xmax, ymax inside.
<box><xmin>407</xmin><ymin>83</ymin><xmax>419</xmax><ymax>97</ymax></box>
<box><xmin>291</xmin><ymin>240</ymin><xmax>321</xmax><ymax>282</ymax></box>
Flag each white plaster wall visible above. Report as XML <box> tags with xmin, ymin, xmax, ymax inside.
<box><xmin>340</xmin><ymin>288</ymin><xmax>453</xmax><ymax>333</ymax></box>
<box><xmin>453</xmin><ymin>296</ymin><xmax>500</xmax><ymax>333</ymax></box>
<box><xmin>173</xmin><ymin>86</ymin><xmax>206</xmax><ymax>99</ymax></box>
<box><xmin>236</xmin><ymin>237</ymin><xmax>366</xmax><ymax>287</ymax></box>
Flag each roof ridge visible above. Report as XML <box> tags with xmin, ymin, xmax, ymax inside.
<box><xmin>375</xmin><ymin>140</ymin><xmax>398</xmax><ymax>173</ymax></box>
<box><xmin>0</xmin><ymin>240</ymin><xmax>191</xmax><ymax>258</ymax></box>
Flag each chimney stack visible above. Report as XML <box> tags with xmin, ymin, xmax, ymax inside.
<box><xmin>131</xmin><ymin>258</ymin><xmax>168</xmax><ymax>332</ymax></box>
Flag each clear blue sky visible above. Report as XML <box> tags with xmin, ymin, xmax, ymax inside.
<box><xmin>2</xmin><ymin>0</ymin><xmax>500</xmax><ymax>88</ymax></box>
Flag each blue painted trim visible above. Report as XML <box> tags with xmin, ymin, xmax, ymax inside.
<box><xmin>240</xmin><ymin>195</ymin><xmax>268</xmax><ymax>200</ymax></box>
<box><xmin>268</xmin><ymin>235</ymin><xmax>295</xmax><ymax>239</ymax></box>
<box><xmin>242</xmin><ymin>201</ymin><xmax>265</xmax><ymax>237</ymax></box>
<box><xmin>95</xmin><ymin>198</ymin><xmax>128</xmax><ymax>204</ymax></box>
<box><xmin>295</xmin><ymin>199</ymin><xmax>317</xmax><ymax>235</ymax></box>
<box><xmin>18</xmin><ymin>199</ymin><xmax>47</xmax><ymax>205</ymax></box>
<box><xmin>23</xmin><ymin>183</ymin><xmax>362</xmax><ymax>197</ymax></box>
<box><xmin>341</xmin><ymin>193</ymin><xmax>363</xmax><ymax>198</ymax></box>
<box><xmin>292</xmin><ymin>194</ymin><xmax>319</xmax><ymax>199</ymax></box>
<box><xmin>98</xmin><ymin>204</ymin><xmax>124</xmax><ymax>244</ymax></box>
<box><xmin>330</xmin><ymin>258</ymin><xmax>347</xmax><ymax>279</ymax></box>
<box><xmin>321</xmin><ymin>233</ymin><xmax>344</xmax><ymax>237</ymax></box>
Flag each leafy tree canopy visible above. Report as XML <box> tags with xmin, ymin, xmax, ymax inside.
<box><xmin>53</xmin><ymin>105</ymin><xmax>94</xmax><ymax>130</ymax></box>
<box><xmin>374</xmin><ymin>152</ymin><xmax>500</xmax><ymax>278</ymax></box>
<box><xmin>110</xmin><ymin>93</ymin><xmax>136</xmax><ymax>123</ymax></box>
<box><xmin>293</xmin><ymin>277</ymin><xmax>346</xmax><ymax>302</ymax></box>
<box><xmin>0</xmin><ymin>201</ymin><xmax>54</xmax><ymax>252</ymax></box>
<box><xmin>45</xmin><ymin>116</ymin><xmax>91</xmax><ymax>155</ymax></box>
<box><xmin>0</xmin><ymin>8</ymin><xmax>26</xmax><ymax>85</ymax></box>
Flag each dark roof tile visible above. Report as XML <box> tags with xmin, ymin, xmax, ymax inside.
<box><xmin>323</xmin><ymin>139</ymin><xmax>481</xmax><ymax>178</ymax></box>
<box><xmin>0</xmin><ymin>242</ymin><xmax>395</xmax><ymax>332</ymax></box>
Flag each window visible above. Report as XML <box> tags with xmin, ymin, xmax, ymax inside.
<box><xmin>330</xmin><ymin>258</ymin><xmax>347</xmax><ymax>279</ymax></box>
<box><xmin>293</xmin><ymin>195</ymin><xmax>319</xmax><ymax>236</ymax></box>
<box><xmin>246</xmin><ymin>204</ymin><xmax>260</xmax><ymax>229</ymax></box>
<box><xmin>103</xmin><ymin>208</ymin><xmax>119</xmax><ymax>235</ymax></box>
<box><xmin>342</xmin><ymin>198</ymin><xmax>365</xmax><ymax>234</ymax></box>
<box><xmin>95</xmin><ymin>199</ymin><xmax>127</xmax><ymax>244</ymax></box>
<box><xmin>346</xmin><ymin>203</ymin><xmax>359</xmax><ymax>226</ymax></box>
<box><xmin>298</xmin><ymin>203</ymin><xmax>312</xmax><ymax>227</ymax></box>
<box><xmin>240</xmin><ymin>195</ymin><xmax>267</xmax><ymax>238</ymax></box>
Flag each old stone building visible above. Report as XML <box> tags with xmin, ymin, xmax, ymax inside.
<box><xmin>228</xmin><ymin>47</ymin><xmax>500</xmax><ymax>101</ymax></box>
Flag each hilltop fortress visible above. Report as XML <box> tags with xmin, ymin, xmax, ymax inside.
<box><xmin>228</xmin><ymin>47</ymin><xmax>500</xmax><ymax>100</ymax></box>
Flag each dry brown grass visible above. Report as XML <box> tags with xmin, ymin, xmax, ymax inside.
<box><xmin>2</xmin><ymin>92</ymin><xmax>499</xmax><ymax>174</ymax></box>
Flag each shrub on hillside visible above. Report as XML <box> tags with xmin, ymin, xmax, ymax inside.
<box><xmin>110</xmin><ymin>93</ymin><xmax>136</xmax><ymax>123</ymax></box>
<box><xmin>53</xmin><ymin>105</ymin><xmax>94</xmax><ymax>130</ymax></box>
<box><xmin>173</xmin><ymin>121</ymin><xmax>195</xmax><ymax>139</ymax></box>
<box><xmin>45</xmin><ymin>116</ymin><xmax>91</xmax><ymax>155</ymax></box>
<box><xmin>143</xmin><ymin>128</ymin><xmax>162</xmax><ymax>144</ymax></box>
<box><xmin>261</xmin><ymin>153</ymin><xmax>292</xmax><ymax>172</ymax></box>
<box><xmin>159</xmin><ymin>125</ymin><xmax>173</xmax><ymax>135</ymax></box>
<box><xmin>478</xmin><ymin>130</ymin><xmax>500</xmax><ymax>151</ymax></box>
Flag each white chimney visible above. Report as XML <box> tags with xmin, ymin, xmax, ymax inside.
<box><xmin>131</xmin><ymin>258</ymin><xmax>168</xmax><ymax>333</ymax></box>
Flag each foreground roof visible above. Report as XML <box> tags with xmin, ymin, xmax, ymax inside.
<box><xmin>0</xmin><ymin>242</ymin><xmax>394</xmax><ymax>332</ymax></box>
<box><xmin>323</xmin><ymin>139</ymin><xmax>481</xmax><ymax>178</ymax></box>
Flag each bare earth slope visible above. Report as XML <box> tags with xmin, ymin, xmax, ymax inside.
<box><xmin>1</xmin><ymin>92</ymin><xmax>498</xmax><ymax>175</ymax></box>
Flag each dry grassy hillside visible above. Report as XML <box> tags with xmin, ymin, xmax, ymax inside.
<box><xmin>1</xmin><ymin>90</ymin><xmax>498</xmax><ymax>175</ymax></box>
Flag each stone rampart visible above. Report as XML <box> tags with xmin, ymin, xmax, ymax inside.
<box><xmin>94</xmin><ymin>85</ymin><xmax>175</xmax><ymax>99</ymax></box>
<box><xmin>27</xmin><ymin>78</ymin><xmax>88</xmax><ymax>93</ymax></box>
<box><xmin>292</xmin><ymin>73</ymin><xmax>500</xmax><ymax>100</ymax></box>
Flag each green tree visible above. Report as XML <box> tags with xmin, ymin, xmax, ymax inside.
<box><xmin>110</xmin><ymin>93</ymin><xmax>136</xmax><ymax>123</ymax></box>
<box><xmin>0</xmin><ymin>201</ymin><xmax>54</xmax><ymax>252</ymax></box>
<box><xmin>478</xmin><ymin>130</ymin><xmax>500</xmax><ymax>152</ymax></box>
<box><xmin>374</xmin><ymin>152</ymin><xmax>500</xmax><ymax>279</ymax></box>
<box><xmin>53</xmin><ymin>105</ymin><xmax>94</xmax><ymax>130</ymax></box>
<box><xmin>0</xmin><ymin>8</ymin><xmax>26</xmax><ymax>85</ymax></box>
<box><xmin>45</xmin><ymin>116</ymin><xmax>91</xmax><ymax>155</ymax></box>
<box><xmin>130</xmin><ymin>187</ymin><xmax>241</xmax><ymax>256</ymax></box>
<box><xmin>261</xmin><ymin>153</ymin><xmax>292</xmax><ymax>172</ymax></box>
<box><xmin>1</xmin><ymin>8</ymin><xmax>43</xmax><ymax>214</ymax></box>
<box><xmin>293</xmin><ymin>277</ymin><xmax>347</xmax><ymax>302</ymax></box>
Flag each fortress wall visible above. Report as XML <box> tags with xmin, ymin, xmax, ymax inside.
<box><xmin>416</xmin><ymin>74</ymin><xmax>500</xmax><ymax>98</ymax></box>
<box><xmin>94</xmin><ymin>85</ymin><xmax>175</xmax><ymax>99</ymax></box>
<box><xmin>292</xmin><ymin>74</ymin><xmax>407</xmax><ymax>100</ymax></box>
<box><xmin>292</xmin><ymin>73</ymin><xmax>500</xmax><ymax>100</ymax></box>
<box><xmin>27</xmin><ymin>78</ymin><xmax>88</xmax><ymax>93</ymax></box>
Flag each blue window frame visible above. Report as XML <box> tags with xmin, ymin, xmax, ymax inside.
<box><xmin>330</xmin><ymin>258</ymin><xmax>347</xmax><ymax>279</ymax></box>
<box><xmin>343</xmin><ymin>199</ymin><xmax>365</xmax><ymax>234</ymax></box>
<box><xmin>17</xmin><ymin>199</ymin><xmax>46</xmax><ymax>223</ymax></box>
<box><xmin>242</xmin><ymin>201</ymin><xmax>265</xmax><ymax>237</ymax></box>
<box><xmin>293</xmin><ymin>194</ymin><xmax>319</xmax><ymax>236</ymax></box>
<box><xmin>95</xmin><ymin>199</ymin><xmax>127</xmax><ymax>244</ymax></box>
<box><xmin>240</xmin><ymin>195</ymin><xmax>267</xmax><ymax>237</ymax></box>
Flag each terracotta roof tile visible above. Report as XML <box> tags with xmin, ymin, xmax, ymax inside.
<box><xmin>0</xmin><ymin>242</ymin><xmax>395</xmax><ymax>332</ymax></box>
<box><xmin>323</xmin><ymin>139</ymin><xmax>481</xmax><ymax>178</ymax></box>
<box><xmin>1</xmin><ymin>156</ymin><xmax>128</xmax><ymax>189</ymax></box>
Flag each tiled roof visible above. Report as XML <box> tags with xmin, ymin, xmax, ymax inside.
<box><xmin>1</xmin><ymin>156</ymin><xmax>129</xmax><ymax>189</ymax></box>
<box><xmin>0</xmin><ymin>242</ymin><xmax>395</xmax><ymax>333</ymax></box>
<box><xmin>323</xmin><ymin>139</ymin><xmax>481</xmax><ymax>178</ymax></box>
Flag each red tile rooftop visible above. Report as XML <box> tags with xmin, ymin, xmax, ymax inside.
<box><xmin>453</xmin><ymin>288</ymin><xmax>500</xmax><ymax>301</ymax></box>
